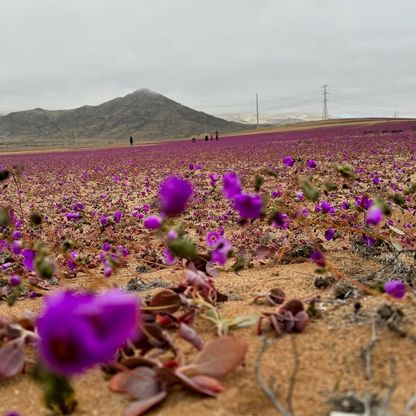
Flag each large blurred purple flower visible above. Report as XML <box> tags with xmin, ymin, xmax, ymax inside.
<box><xmin>222</xmin><ymin>173</ymin><xmax>242</xmax><ymax>199</ymax></box>
<box><xmin>233</xmin><ymin>193</ymin><xmax>262</xmax><ymax>219</ymax></box>
<box><xmin>160</xmin><ymin>176</ymin><xmax>193</xmax><ymax>215</ymax></box>
<box><xmin>37</xmin><ymin>290</ymin><xmax>140</xmax><ymax>376</ymax></box>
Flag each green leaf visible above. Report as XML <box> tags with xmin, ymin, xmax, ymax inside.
<box><xmin>32</xmin><ymin>363</ymin><xmax>78</xmax><ymax>415</ymax></box>
<box><xmin>168</xmin><ymin>238</ymin><xmax>198</xmax><ymax>259</ymax></box>
<box><xmin>301</xmin><ymin>180</ymin><xmax>320</xmax><ymax>202</ymax></box>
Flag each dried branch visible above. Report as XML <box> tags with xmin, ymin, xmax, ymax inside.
<box><xmin>286</xmin><ymin>336</ymin><xmax>300</xmax><ymax>415</ymax></box>
<box><xmin>362</xmin><ymin>315</ymin><xmax>379</xmax><ymax>380</ymax></box>
<box><xmin>254</xmin><ymin>335</ymin><xmax>293</xmax><ymax>416</ymax></box>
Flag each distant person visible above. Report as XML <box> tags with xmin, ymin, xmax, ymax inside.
<box><xmin>192</xmin><ymin>137</ymin><xmax>196</xmax><ymax>143</ymax></box>
<box><xmin>210</xmin><ymin>134</ymin><xmax>213</xmax><ymax>140</ymax></box>
<box><xmin>205</xmin><ymin>135</ymin><xmax>209</xmax><ymax>141</ymax></box>
<box><xmin>215</xmin><ymin>130</ymin><xmax>219</xmax><ymax>140</ymax></box>
<box><xmin>130</xmin><ymin>136</ymin><xmax>133</xmax><ymax>146</ymax></box>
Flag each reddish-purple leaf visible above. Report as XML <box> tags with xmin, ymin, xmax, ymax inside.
<box><xmin>279</xmin><ymin>299</ymin><xmax>304</xmax><ymax>315</ymax></box>
<box><xmin>0</xmin><ymin>338</ymin><xmax>25</xmax><ymax>378</ymax></box>
<box><xmin>179</xmin><ymin>323</ymin><xmax>204</xmax><ymax>350</ymax></box>
<box><xmin>205</xmin><ymin>261</ymin><xmax>219</xmax><ymax>277</ymax></box>
<box><xmin>294</xmin><ymin>311</ymin><xmax>309</xmax><ymax>333</ymax></box>
<box><xmin>265</xmin><ymin>288</ymin><xmax>285</xmax><ymax>305</ymax></box>
<box><xmin>191</xmin><ymin>375</ymin><xmax>225</xmax><ymax>394</ymax></box>
<box><xmin>148</xmin><ymin>289</ymin><xmax>181</xmax><ymax>313</ymax></box>
<box><xmin>188</xmin><ymin>336</ymin><xmax>247</xmax><ymax>378</ymax></box>
<box><xmin>110</xmin><ymin>367</ymin><xmax>159</xmax><ymax>400</ymax></box>
<box><xmin>123</xmin><ymin>390</ymin><xmax>167</xmax><ymax>416</ymax></box>
<box><xmin>175</xmin><ymin>371</ymin><xmax>224</xmax><ymax>397</ymax></box>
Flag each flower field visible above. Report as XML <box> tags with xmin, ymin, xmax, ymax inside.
<box><xmin>0</xmin><ymin>119</ymin><xmax>415</xmax><ymax>416</ymax></box>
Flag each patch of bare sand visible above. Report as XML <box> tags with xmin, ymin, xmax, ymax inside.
<box><xmin>1</xmin><ymin>257</ymin><xmax>415</xmax><ymax>416</ymax></box>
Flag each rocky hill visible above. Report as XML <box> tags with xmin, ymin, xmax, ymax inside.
<box><xmin>0</xmin><ymin>89</ymin><xmax>250</xmax><ymax>144</ymax></box>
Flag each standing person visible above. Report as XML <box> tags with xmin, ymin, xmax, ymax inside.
<box><xmin>192</xmin><ymin>137</ymin><xmax>196</xmax><ymax>142</ymax></box>
<box><xmin>130</xmin><ymin>136</ymin><xmax>133</xmax><ymax>146</ymax></box>
<box><xmin>215</xmin><ymin>130</ymin><xmax>219</xmax><ymax>140</ymax></box>
<box><xmin>205</xmin><ymin>135</ymin><xmax>209</xmax><ymax>141</ymax></box>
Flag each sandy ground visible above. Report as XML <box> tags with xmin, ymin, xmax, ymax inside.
<box><xmin>0</xmin><ymin>250</ymin><xmax>415</xmax><ymax>416</ymax></box>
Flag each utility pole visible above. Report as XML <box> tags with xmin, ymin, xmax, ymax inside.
<box><xmin>322</xmin><ymin>84</ymin><xmax>329</xmax><ymax>120</ymax></box>
<box><xmin>394</xmin><ymin>111</ymin><xmax>398</xmax><ymax>118</ymax></box>
<box><xmin>256</xmin><ymin>93</ymin><xmax>259</xmax><ymax>128</ymax></box>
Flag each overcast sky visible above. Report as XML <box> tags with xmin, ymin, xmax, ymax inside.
<box><xmin>1</xmin><ymin>0</ymin><xmax>416</xmax><ymax>119</ymax></box>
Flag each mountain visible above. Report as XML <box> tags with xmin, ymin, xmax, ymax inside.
<box><xmin>0</xmin><ymin>89</ymin><xmax>250</xmax><ymax>145</ymax></box>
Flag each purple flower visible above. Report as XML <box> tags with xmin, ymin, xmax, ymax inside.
<box><xmin>209</xmin><ymin>173</ymin><xmax>219</xmax><ymax>187</ymax></box>
<box><xmin>373</xmin><ymin>177</ymin><xmax>380</xmax><ymax>185</ymax></box>
<box><xmin>366</xmin><ymin>206</ymin><xmax>383</xmax><ymax>226</ymax></box>
<box><xmin>320</xmin><ymin>200</ymin><xmax>335</xmax><ymax>214</ymax></box>
<box><xmin>342</xmin><ymin>201</ymin><xmax>350</xmax><ymax>210</ymax></box>
<box><xmin>384</xmin><ymin>280</ymin><xmax>406</xmax><ymax>299</ymax></box>
<box><xmin>272</xmin><ymin>212</ymin><xmax>290</xmax><ymax>230</ymax></box>
<box><xmin>355</xmin><ymin>196</ymin><xmax>373</xmax><ymax>210</ymax></box>
<box><xmin>68</xmin><ymin>259</ymin><xmax>77</xmax><ymax>271</ymax></box>
<box><xmin>144</xmin><ymin>215</ymin><xmax>162</xmax><ymax>229</ymax></box>
<box><xmin>310</xmin><ymin>250</ymin><xmax>326</xmax><ymax>267</ymax></box>
<box><xmin>166</xmin><ymin>229</ymin><xmax>178</xmax><ymax>241</ymax></box>
<box><xmin>233</xmin><ymin>193</ymin><xmax>263</xmax><ymax>219</ymax></box>
<box><xmin>37</xmin><ymin>290</ymin><xmax>140</xmax><ymax>376</ymax></box>
<box><xmin>160</xmin><ymin>176</ymin><xmax>193</xmax><ymax>215</ymax></box>
<box><xmin>113</xmin><ymin>211</ymin><xmax>122</xmax><ymax>224</ymax></box>
<box><xmin>206</xmin><ymin>231</ymin><xmax>221</xmax><ymax>247</ymax></box>
<box><xmin>10</xmin><ymin>240</ymin><xmax>22</xmax><ymax>255</ymax></box>
<box><xmin>163</xmin><ymin>248</ymin><xmax>176</xmax><ymax>265</ymax></box>
<box><xmin>21</xmin><ymin>249</ymin><xmax>36</xmax><ymax>271</ymax></box>
<box><xmin>211</xmin><ymin>238</ymin><xmax>233</xmax><ymax>266</ymax></box>
<box><xmin>324</xmin><ymin>228</ymin><xmax>336</xmax><ymax>241</ymax></box>
<box><xmin>121</xmin><ymin>247</ymin><xmax>129</xmax><ymax>257</ymax></box>
<box><xmin>306</xmin><ymin>159</ymin><xmax>317</xmax><ymax>169</ymax></box>
<box><xmin>103</xmin><ymin>266</ymin><xmax>113</xmax><ymax>277</ymax></box>
<box><xmin>9</xmin><ymin>274</ymin><xmax>21</xmax><ymax>286</ymax></box>
<box><xmin>283</xmin><ymin>156</ymin><xmax>294</xmax><ymax>167</ymax></box>
<box><xmin>102</xmin><ymin>242</ymin><xmax>111</xmax><ymax>251</ymax></box>
<box><xmin>296</xmin><ymin>191</ymin><xmax>304</xmax><ymax>201</ymax></box>
<box><xmin>361</xmin><ymin>235</ymin><xmax>375</xmax><ymax>246</ymax></box>
<box><xmin>99</xmin><ymin>215</ymin><xmax>108</xmax><ymax>226</ymax></box>
<box><xmin>12</xmin><ymin>230</ymin><xmax>22</xmax><ymax>240</ymax></box>
<box><xmin>222</xmin><ymin>172</ymin><xmax>242</xmax><ymax>199</ymax></box>
<box><xmin>66</xmin><ymin>212</ymin><xmax>80</xmax><ymax>221</ymax></box>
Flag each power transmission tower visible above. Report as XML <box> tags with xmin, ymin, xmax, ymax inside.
<box><xmin>256</xmin><ymin>93</ymin><xmax>259</xmax><ymax>128</ymax></box>
<box><xmin>322</xmin><ymin>84</ymin><xmax>329</xmax><ymax>120</ymax></box>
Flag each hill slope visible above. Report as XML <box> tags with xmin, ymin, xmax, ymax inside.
<box><xmin>0</xmin><ymin>89</ymin><xmax>249</xmax><ymax>143</ymax></box>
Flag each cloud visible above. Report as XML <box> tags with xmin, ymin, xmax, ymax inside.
<box><xmin>1</xmin><ymin>0</ymin><xmax>416</xmax><ymax>118</ymax></box>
